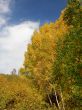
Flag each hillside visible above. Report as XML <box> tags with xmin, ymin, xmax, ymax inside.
<box><xmin>0</xmin><ymin>74</ymin><xmax>44</xmax><ymax>110</ymax></box>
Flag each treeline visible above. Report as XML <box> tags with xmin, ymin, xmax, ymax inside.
<box><xmin>0</xmin><ymin>0</ymin><xmax>82</xmax><ymax>110</ymax></box>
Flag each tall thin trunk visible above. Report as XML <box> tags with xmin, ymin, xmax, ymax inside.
<box><xmin>47</xmin><ymin>94</ymin><xmax>52</xmax><ymax>106</ymax></box>
<box><xmin>55</xmin><ymin>91</ymin><xmax>61</xmax><ymax>110</ymax></box>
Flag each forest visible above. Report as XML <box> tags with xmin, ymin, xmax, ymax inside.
<box><xmin>0</xmin><ymin>0</ymin><xmax>82</xmax><ymax>110</ymax></box>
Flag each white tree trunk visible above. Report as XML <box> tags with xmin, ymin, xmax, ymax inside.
<box><xmin>55</xmin><ymin>91</ymin><xmax>61</xmax><ymax>110</ymax></box>
<box><xmin>47</xmin><ymin>94</ymin><xmax>52</xmax><ymax>106</ymax></box>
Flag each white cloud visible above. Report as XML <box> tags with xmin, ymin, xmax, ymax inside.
<box><xmin>0</xmin><ymin>16</ymin><xmax>7</xmax><ymax>26</ymax></box>
<box><xmin>0</xmin><ymin>0</ymin><xmax>40</xmax><ymax>74</ymax></box>
<box><xmin>0</xmin><ymin>0</ymin><xmax>11</xmax><ymax>14</ymax></box>
<box><xmin>0</xmin><ymin>21</ymin><xmax>40</xmax><ymax>74</ymax></box>
<box><xmin>0</xmin><ymin>0</ymin><xmax>12</xmax><ymax>27</ymax></box>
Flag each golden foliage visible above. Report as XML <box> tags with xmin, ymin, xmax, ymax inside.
<box><xmin>0</xmin><ymin>74</ymin><xmax>43</xmax><ymax>110</ymax></box>
<box><xmin>22</xmin><ymin>12</ymin><xmax>69</xmax><ymax>92</ymax></box>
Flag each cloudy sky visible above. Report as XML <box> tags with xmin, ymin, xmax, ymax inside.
<box><xmin>0</xmin><ymin>0</ymin><xmax>67</xmax><ymax>74</ymax></box>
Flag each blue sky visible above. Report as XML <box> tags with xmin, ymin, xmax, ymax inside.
<box><xmin>0</xmin><ymin>0</ymin><xmax>67</xmax><ymax>74</ymax></box>
<box><xmin>11</xmin><ymin>0</ymin><xmax>67</xmax><ymax>24</ymax></box>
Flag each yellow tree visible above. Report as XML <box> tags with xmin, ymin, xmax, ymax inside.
<box><xmin>20</xmin><ymin>11</ymin><xmax>69</xmax><ymax>95</ymax></box>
